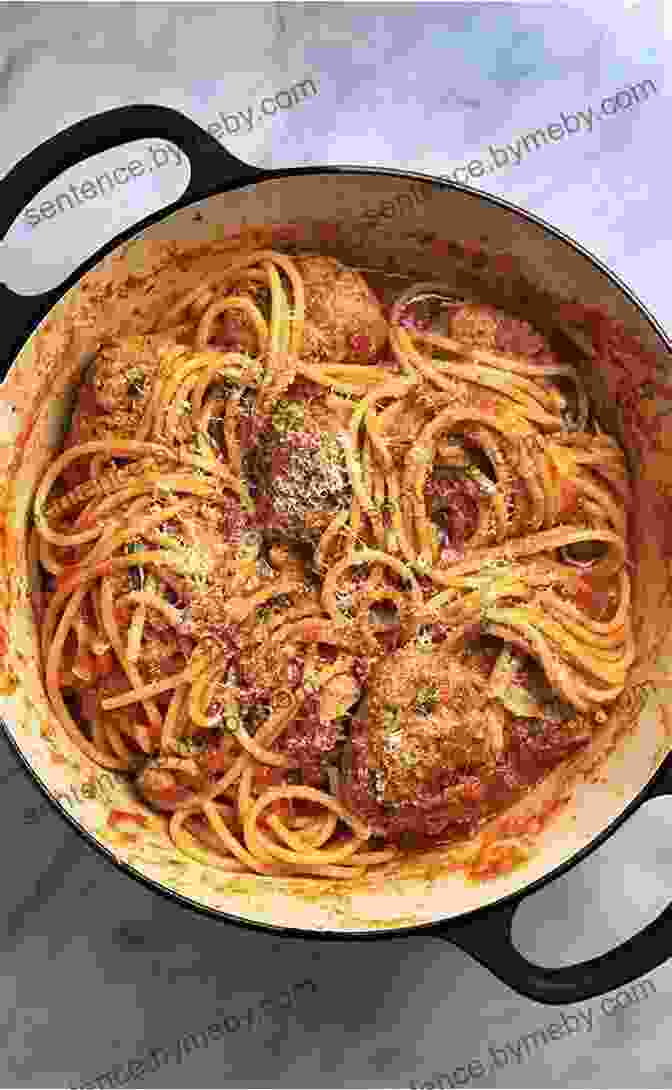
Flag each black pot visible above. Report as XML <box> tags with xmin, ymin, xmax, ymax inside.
<box><xmin>2</xmin><ymin>104</ymin><xmax>671</xmax><ymax>1005</ymax></box>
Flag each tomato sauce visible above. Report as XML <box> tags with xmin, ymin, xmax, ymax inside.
<box><xmin>341</xmin><ymin>716</ymin><xmax>590</xmax><ymax>843</ymax></box>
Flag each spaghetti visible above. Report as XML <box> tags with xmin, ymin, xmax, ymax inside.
<box><xmin>32</xmin><ymin>251</ymin><xmax>633</xmax><ymax>878</ymax></box>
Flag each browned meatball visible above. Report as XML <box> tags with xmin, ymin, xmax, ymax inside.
<box><xmin>250</xmin><ymin>392</ymin><xmax>351</xmax><ymax>540</ymax></box>
<box><xmin>366</xmin><ymin>645</ymin><xmax>502</xmax><ymax>804</ymax></box>
<box><xmin>68</xmin><ymin>336</ymin><xmax>163</xmax><ymax>448</ymax></box>
<box><xmin>296</xmin><ymin>255</ymin><xmax>388</xmax><ymax>364</ymax></box>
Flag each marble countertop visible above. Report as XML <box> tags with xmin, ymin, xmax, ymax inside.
<box><xmin>1</xmin><ymin>3</ymin><xmax>672</xmax><ymax>1086</ymax></box>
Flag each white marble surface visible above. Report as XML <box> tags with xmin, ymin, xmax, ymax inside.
<box><xmin>1</xmin><ymin>3</ymin><xmax>672</xmax><ymax>1087</ymax></box>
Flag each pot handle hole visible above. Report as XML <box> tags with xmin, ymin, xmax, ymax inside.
<box><xmin>434</xmin><ymin>752</ymin><xmax>672</xmax><ymax>1005</ymax></box>
<box><xmin>0</xmin><ymin>103</ymin><xmax>262</xmax><ymax>372</ymax></box>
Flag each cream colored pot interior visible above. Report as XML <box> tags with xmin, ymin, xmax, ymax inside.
<box><xmin>2</xmin><ymin>172</ymin><xmax>671</xmax><ymax>933</ymax></box>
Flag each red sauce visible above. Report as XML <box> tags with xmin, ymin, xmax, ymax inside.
<box><xmin>279</xmin><ymin>694</ymin><xmax>341</xmax><ymax>785</ymax></box>
<box><xmin>494</xmin><ymin>314</ymin><xmax>546</xmax><ymax>356</ymax></box>
<box><xmin>341</xmin><ymin>716</ymin><xmax>590</xmax><ymax>842</ymax></box>
<box><xmin>425</xmin><ymin>476</ymin><xmax>481</xmax><ymax>552</ymax></box>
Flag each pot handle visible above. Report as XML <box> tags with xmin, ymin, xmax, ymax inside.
<box><xmin>434</xmin><ymin>753</ymin><xmax>672</xmax><ymax>1004</ymax></box>
<box><xmin>0</xmin><ymin>103</ymin><xmax>263</xmax><ymax>369</ymax></box>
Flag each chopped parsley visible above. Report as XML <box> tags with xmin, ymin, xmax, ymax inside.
<box><xmin>303</xmin><ymin>669</ymin><xmax>320</xmax><ymax>694</ymax></box>
<box><xmin>126</xmin><ymin>540</ymin><xmax>145</xmax><ymax>590</ymax></box>
<box><xmin>191</xmin><ymin>431</ymin><xmax>215</xmax><ymax>457</ymax></box>
<box><xmin>320</xmin><ymin>433</ymin><xmax>347</xmax><ymax>470</ymax></box>
<box><xmin>414</xmin><ymin>683</ymin><xmax>439</xmax><ymax>716</ymax></box>
<box><xmin>155</xmin><ymin>528</ymin><xmax>178</xmax><ymax>548</ymax></box>
<box><xmin>464</xmin><ymin>463</ymin><xmax>497</xmax><ymax>495</ymax></box>
<box><xmin>498</xmin><ymin>682</ymin><xmax>540</xmax><ymax>719</ymax></box>
<box><xmin>382</xmin><ymin>704</ymin><xmax>401</xmax><ymax>731</ymax></box>
<box><xmin>413</xmin><ymin>444</ymin><xmax>433</xmax><ymax>466</ymax></box>
<box><xmin>174</xmin><ymin>735</ymin><xmax>207</xmax><ymax>755</ymax></box>
<box><xmin>127</xmin><ymin>368</ymin><xmax>146</xmax><ymax>398</ymax></box>
<box><xmin>272</xmin><ymin>399</ymin><xmax>304</xmax><ymax>433</ymax></box>
<box><xmin>221</xmin><ymin>703</ymin><xmax>241</xmax><ymax>733</ymax></box>
<box><xmin>334</xmin><ymin>589</ymin><xmax>354</xmax><ymax>621</ymax></box>
<box><xmin>416</xmin><ymin>627</ymin><xmax>434</xmax><ymax>654</ymax></box>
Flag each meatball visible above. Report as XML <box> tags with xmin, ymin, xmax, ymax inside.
<box><xmin>296</xmin><ymin>255</ymin><xmax>388</xmax><ymax>364</ymax></box>
<box><xmin>365</xmin><ymin>645</ymin><xmax>501</xmax><ymax>805</ymax></box>
<box><xmin>249</xmin><ymin>392</ymin><xmax>351</xmax><ymax>540</ymax></box>
<box><xmin>62</xmin><ymin>335</ymin><xmax>170</xmax><ymax>489</ymax></box>
<box><xmin>68</xmin><ymin>336</ymin><xmax>164</xmax><ymax>446</ymax></box>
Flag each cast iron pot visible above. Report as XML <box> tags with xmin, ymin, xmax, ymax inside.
<box><xmin>1</xmin><ymin>104</ymin><xmax>671</xmax><ymax>1006</ymax></box>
